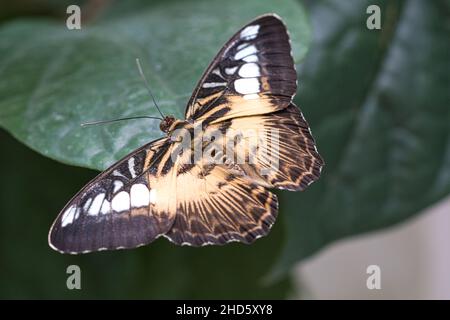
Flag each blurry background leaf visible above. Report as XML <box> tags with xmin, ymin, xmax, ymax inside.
<box><xmin>270</xmin><ymin>0</ymin><xmax>450</xmax><ymax>279</ymax></box>
<box><xmin>0</xmin><ymin>0</ymin><xmax>85</xmax><ymax>23</ymax></box>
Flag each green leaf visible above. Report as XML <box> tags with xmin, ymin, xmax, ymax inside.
<box><xmin>0</xmin><ymin>0</ymin><xmax>310</xmax><ymax>170</ymax></box>
<box><xmin>269</xmin><ymin>0</ymin><xmax>450</xmax><ymax>279</ymax></box>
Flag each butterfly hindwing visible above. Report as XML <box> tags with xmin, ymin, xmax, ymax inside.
<box><xmin>48</xmin><ymin>138</ymin><xmax>177</xmax><ymax>254</ymax></box>
<box><xmin>185</xmin><ymin>14</ymin><xmax>297</xmax><ymax>123</ymax></box>
<box><xmin>164</xmin><ymin>165</ymin><xmax>278</xmax><ymax>246</ymax></box>
<box><xmin>220</xmin><ymin>103</ymin><xmax>324</xmax><ymax>191</ymax></box>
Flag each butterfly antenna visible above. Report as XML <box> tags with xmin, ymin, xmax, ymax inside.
<box><xmin>135</xmin><ymin>58</ymin><xmax>165</xmax><ymax>119</ymax></box>
<box><xmin>81</xmin><ymin>116</ymin><xmax>162</xmax><ymax>127</ymax></box>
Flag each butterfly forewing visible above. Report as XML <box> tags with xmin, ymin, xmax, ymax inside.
<box><xmin>185</xmin><ymin>14</ymin><xmax>297</xmax><ymax>124</ymax></box>
<box><xmin>49</xmin><ymin>138</ymin><xmax>177</xmax><ymax>253</ymax></box>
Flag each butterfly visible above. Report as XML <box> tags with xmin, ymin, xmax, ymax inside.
<box><xmin>48</xmin><ymin>13</ymin><xmax>324</xmax><ymax>254</ymax></box>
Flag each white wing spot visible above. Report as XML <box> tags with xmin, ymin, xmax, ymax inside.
<box><xmin>243</xmin><ymin>55</ymin><xmax>258</xmax><ymax>62</ymax></box>
<box><xmin>130</xmin><ymin>184</ymin><xmax>150</xmax><ymax>208</ymax></box>
<box><xmin>83</xmin><ymin>198</ymin><xmax>92</xmax><ymax>211</ymax></box>
<box><xmin>100</xmin><ymin>199</ymin><xmax>110</xmax><ymax>215</ymax></box>
<box><xmin>238</xmin><ymin>63</ymin><xmax>260</xmax><ymax>78</ymax></box>
<box><xmin>234</xmin><ymin>45</ymin><xmax>257</xmax><ymax>60</ymax></box>
<box><xmin>234</xmin><ymin>78</ymin><xmax>260</xmax><ymax>94</ymax></box>
<box><xmin>113</xmin><ymin>180</ymin><xmax>123</xmax><ymax>193</ymax></box>
<box><xmin>113</xmin><ymin>170</ymin><xmax>126</xmax><ymax>178</ymax></box>
<box><xmin>61</xmin><ymin>206</ymin><xmax>77</xmax><ymax>227</ymax></box>
<box><xmin>225</xmin><ymin>66</ymin><xmax>238</xmax><ymax>75</ymax></box>
<box><xmin>88</xmin><ymin>193</ymin><xmax>105</xmax><ymax>216</ymax></box>
<box><xmin>211</xmin><ymin>68</ymin><xmax>223</xmax><ymax>78</ymax></box>
<box><xmin>237</xmin><ymin>43</ymin><xmax>247</xmax><ymax>50</ymax></box>
<box><xmin>74</xmin><ymin>209</ymin><xmax>80</xmax><ymax>220</ymax></box>
<box><xmin>202</xmin><ymin>82</ymin><xmax>227</xmax><ymax>88</ymax></box>
<box><xmin>149</xmin><ymin>189</ymin><xmax>157</xmax><ymax>205</ymax></box>
<box><xmin>111</xmin><ymin>191</ymin><xmax>130</xmax><ymax>212</ymax></box>
<box><xmin>128</xmin><ymin>157</ymin><xmax>136</xmax><ymax>178</ymax></box>
<box><xmin>240</xmin><ymin>25</ymin><xmax>260</xmax><ymax>40</ymax></box>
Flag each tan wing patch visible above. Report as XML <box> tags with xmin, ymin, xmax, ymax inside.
<box><xmin>200</xmin><ymin>103</ymin><xmax>323</xmax><ymax>191</ymax></box>
<box><xmin>164</xmin><ymin>165</ymin><xmax>278</xmax><ymax>246</ymax></box>
<box><xmin>144</xmin><ymin>146</ymin><xmax>178</xmax><ymax>230</ymax></box>
<box><xmin>195</xmin><ymin>94</ymin><xmax>286</xmax><ymax>125</ymax></box>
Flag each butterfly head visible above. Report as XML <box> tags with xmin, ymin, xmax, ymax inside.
<box><xmin>160</xmin><ymin>115</ymin><xmax>176</xmax><ymax>133</ymax></box>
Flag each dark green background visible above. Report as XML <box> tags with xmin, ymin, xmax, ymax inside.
<box><xmin>0</xmin><ymin>0</ymin><xmax>449</xmax><ymax>298</ymax></box>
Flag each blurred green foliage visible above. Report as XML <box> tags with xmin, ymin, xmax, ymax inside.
<box><xmin>0</xmin><ymin>0</ymin><xmax>449</xmax><ymax>298</ymax></box>
<box><xmin>273</xmin><ymin>0</ymin><xmax>450</xmax><ymax>278</ymax></box>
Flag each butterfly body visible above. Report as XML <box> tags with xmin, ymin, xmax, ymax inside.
<box><xmin>49</xmin><ymin>14</ymin><xmax>324</xmax><ymax>254</ymax></box>
<box><xmin>159</xmin><ymin>115</ymin><xmax>175</xmax><ymax>133</ymax></box>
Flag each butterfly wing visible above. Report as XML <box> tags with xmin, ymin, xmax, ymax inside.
<box><xmin>164</xmin><ymin>164</ymin><xmax>278</xmax><ymax>246</ymax></box>
<box><xmin>185</xmin><ymin>14</ymin><xmax>297</xmax><ymax>124</ymax></box>
<box><xmin>163</xmin><ymin>105</ymin><xmax>322</xmax><ymax>246</ymax></box>
<box><xmin>48</xmin><ymin>138</ymin><xmax>178</xmax><ymax>254</ymax></box>
<box><xmin>183</xmin><ymin>14</ymin><xmax>323</xmax><ymax>191</ymax></box>
<box><xmin>219</xmin><ymin>103</ymin><xmax>324</xmax><ymax>191</ymax></box>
